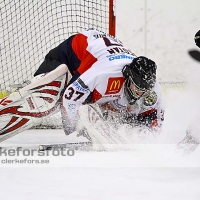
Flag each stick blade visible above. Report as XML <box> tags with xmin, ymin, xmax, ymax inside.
<box><xmin>188</xmin><ymin>50</ymin><xmax>200</xmax><ymax>62</ymax></box>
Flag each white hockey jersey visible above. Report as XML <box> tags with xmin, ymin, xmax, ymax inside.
<box><xmin>62</xmin><ymin>29</ymin><xmax>165</xmax><ymax>130</ymax></box>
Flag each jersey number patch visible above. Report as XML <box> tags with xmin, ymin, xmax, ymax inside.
<box><xmin>64</xmin><ymin>87</ymin><xmax>84</xmax><ymax>101</ymax></box>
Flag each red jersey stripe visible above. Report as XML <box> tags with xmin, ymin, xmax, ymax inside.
<box><xmin>72</xmin><ymin>33</ymin><xmax>97</xmax><ymax>75</ymax></box>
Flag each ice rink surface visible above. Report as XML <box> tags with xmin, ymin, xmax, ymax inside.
<box><xmin>0</xmin><ymin>86</ymin><xmax>200</xmax><ymax>200</ymax></box>
<box><xmin>1</xmin><ymin>0</ymin><xmax>200</xmax><ymax>198</ymax></box>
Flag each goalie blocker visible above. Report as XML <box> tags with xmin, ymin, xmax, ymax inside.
<box><xmin>0</xmin><ymin>65</ymin><xmax>68</xmax><ymax>143</ymax></box>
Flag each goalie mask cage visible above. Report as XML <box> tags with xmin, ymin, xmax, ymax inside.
<box><xmin>0</xmin><ymin>0</ymin><xmax>116</xmax><ymax>128</ymax></box>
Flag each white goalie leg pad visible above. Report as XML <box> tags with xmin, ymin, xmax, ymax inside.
<box><xmin>0</xmin><ymin>73</ymin><xmax>68</xmax><ymax>143</ymax></box>
<box><xmin>77</xmin><ymin>104</ymin><xmax>129</xmax><ymax>151</ymax></box>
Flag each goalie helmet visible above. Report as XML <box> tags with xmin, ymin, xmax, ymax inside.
<box><xmin>122</xmin><ymin>56</ymin><xmax>157</xmax><ymax>105</ymax></box>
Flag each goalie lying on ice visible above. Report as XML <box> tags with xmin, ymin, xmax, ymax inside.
<box><xmin>0</xmin><ymin>28</ymin><xmax>166</xmax><ymax>144</ymax></box>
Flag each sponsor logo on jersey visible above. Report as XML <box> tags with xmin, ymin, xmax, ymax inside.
<box><xmin>72</xmin><ymin>81</ymin><xmax>90</xmax><ymax>93</ymax></box>
<box><xmin>68</xmin><ymin>103</ymin><xmax>76</xmax><ymax>110</ymax></box>
<box><xmin>102</xmin><ymin>94</ymin><xmax>121</xmax><ymax>98</ymax></box>
<box><xmin>105</xmin><ymin>77</ymin><xmax>124</xmax><ymax>94</ymax></box>
<box><xmin>107</xmin><ymin>54</ymin><xmax>134</xmax><ymax>61</ymax></box>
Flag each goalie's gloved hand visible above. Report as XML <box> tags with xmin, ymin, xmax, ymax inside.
<box><xmin>195</xmin><ymin>30</ymin><xmax>200</xmax><ymax>48</ymax></box>
<box><xmin>121</xmin><ymin>112</ymin><xmax>138</xmax><ymax>125</ymax></box>
<box><xmin>122</xmin><ymin>112</ymin><xmax>156</xmax><ymax>130</ymax></box>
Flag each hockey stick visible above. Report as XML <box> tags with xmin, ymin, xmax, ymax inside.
<box><xmin>188</xmin><ymin>50</ymin><xmax>200</xmax><ymax>62</ymax></box>
<box><xmin>39</xmin><ymin>141</ymin><xmax>92</xmax><ymax>151</ymax></box>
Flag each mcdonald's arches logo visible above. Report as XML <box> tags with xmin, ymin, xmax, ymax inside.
<box><xmin>105</xmin><ymin>77</ymin><xmax>124</xmax><ymax>94</ymax></box>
